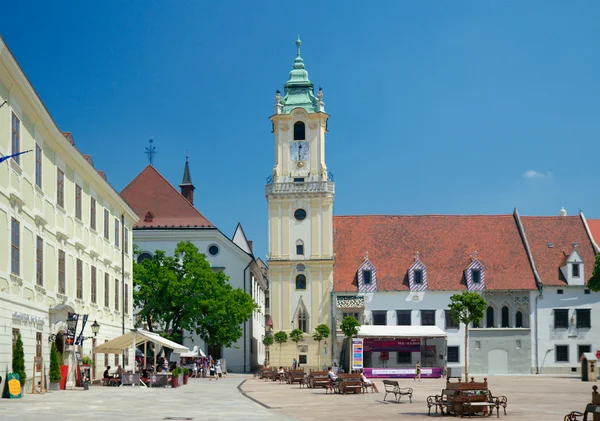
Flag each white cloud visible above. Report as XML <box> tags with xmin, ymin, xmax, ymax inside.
<box><xmin>523</xmin><ymin>169</ymin><xmax>552</xmax><ymax>179</ymax></box>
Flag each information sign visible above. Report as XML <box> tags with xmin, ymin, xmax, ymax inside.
<box><xmin>351</xmin><ymin>338</ymin><xmax>364</xmax><ymax>370</ymax></box>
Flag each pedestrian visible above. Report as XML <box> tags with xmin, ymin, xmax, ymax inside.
<box><xmin>209</xmin><ymin>361</ymin><xmax>216</xmax><ymax>381</ymax></box>
<box><xmin>216</xmin><ymin>360</ymin><xmax>222</xmax><ymax>379</ymax></box>
<box><xmin>415</xmin><ymin>360</ymin><xmax>421</xmax><ymax>381</ymax></box>
<box><xmin>292</xmin><ymin>358</ymin><xmax>297</xmax><ymax>369</ymax></box>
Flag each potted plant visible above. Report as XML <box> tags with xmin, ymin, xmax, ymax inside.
<box><xmin>49</xmin><ymin>342</ymin><xmax>62</xmax><ymax>391</ymax></box>
<box><xmin>182</xmin><ymin>368</ymin><xmax>189</xmax><ymax>385</ymax></box>
<box><xmin>80</xmin><ymin>356</ymin><xmax>93</xmax><ymax>390</ymax></box>
<box><xmin>12</xmin><ymin>333</ymin><xmax>26</xmax><ymax>387</ymax></box>
<box><xmin>170</xmin><ymin>367</ymin><xmax>179</xmax><ymax>388</ymax></box>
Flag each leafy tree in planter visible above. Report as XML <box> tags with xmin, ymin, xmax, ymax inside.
<box><xmin>12</xmin><ymin>333</ymin><xmax>26</xmax><ymax>385</ymax></box>
<box><xmin>312</xmin><ymin>324</ymin><xmax>330</xmax><ymax>368</ymax></box>
<box><xmin>289</xmin><ymin>329</ymin><xmax>304</xmax><ymax>365</ymax></box>
<box><xmin>262</xmin><ymin>335</ymin><xmax>274</xmax><ymax>366</ymax></box>
<box><xmin>49</xmin><ymin>342</ymin><xmax>62</xmax><ymax>384</ymax></box>
<box><xmin>273</xmin><ymin>331</ymin><xmax>288</xmax><ymax>366</ymax></box>
<box><xmin>448</xmin><ymin>291</ymin><xmax>487</xmax><ymax>381</ymax></box>
<box><xmin>339</xmin><ymin>316</ymin><xmax>360</xmax><ymax>371</ymax></box>
<box><xmin>588</xmin><ymin>253</ymin><xmax>600</xmax><ymax>292</ymax></box>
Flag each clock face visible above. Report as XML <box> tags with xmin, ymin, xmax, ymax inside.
<box><xmin>290</xmin><ymin>141</ymin><xmax>309</xmax><ymax>161</ymax></box>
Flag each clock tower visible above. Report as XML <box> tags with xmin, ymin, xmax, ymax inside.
<box><xmin>266</xmin><ymin>38</ymin><xmax>335</xmax><ymax>368</ymax></box>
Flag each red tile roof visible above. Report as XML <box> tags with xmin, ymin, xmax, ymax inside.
<box><xmin>520</xmin><ymin>216</ymin><xmax>596</xmax><ymax>286</ymax></box>
<box><xmin>333</xmin><ymin>215</ymin><xmax>537</xmax><ymax>292</ymax></box>
<box><xmin>120</xmin><ymin>165</ymin><xmax>213</xmax><ymax>229</ymax></box>
<box><xmin>585</xmin><ymin>219</ymin><xmax>600</xmax><ymax>249</ymax></box>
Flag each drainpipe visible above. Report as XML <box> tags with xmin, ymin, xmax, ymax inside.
<box><xmin>513</xmin><ymin>208</ymin><xmax>544</xmax><ymax>374</ymax></box>
<box><xmin>243</xmin><ymin>260</ymin><xmax>252</xmax><ymax>373</ymax></box>
<box><xmin>121</xmin><ymin>214</ymin><xmax>126</xmax><ymax>367</ymax></box>
<box><xmin>330</xmin><ymin>290</ymin><xmax>335</xmax><ymax>368</ymax></box>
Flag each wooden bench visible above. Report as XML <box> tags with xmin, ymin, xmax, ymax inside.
<box><xmin>382</xmin><ymin>380</ymin><xmax>413</xmax><ymax>403</ymax></box>
<box><xmin>565</xmin><ymin>385</ymin><xmax>600</xmax><ymax>421</ymax></box>
<box><xmin>427</xmin><ymin>388</ymin><xmax>457</xmax><ymax>415</ymax></box>
<box><xmin>287</xmin><ymin>369</ymin><xmax>305</xmax><ymax>385</ymax></box>
<box><xmin>309</xmin><ymin>371</ymin><xmax>330</xmax><ymax>389</ymax></box>
<box><xmin>462</xmin><ymin>390</ymin><xmax>499</xmax><ymax>418</ymax></box>
<box><xmin>338</xmin><ymin>374</ymin><xmax>363</xmax><ymax>394</ymax></box>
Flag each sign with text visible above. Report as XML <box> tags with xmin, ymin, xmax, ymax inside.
<box><xmin>7</xmin><ymin>373</ymin><xmax>22</xmax><ymax>399</ymax></box>
<box><xmin>363</xmin><ymin>338</ymin><xmax>421</xmax><ymax>352</ymax></box>
<box><xmin>351</xmin><ymin>338</ymin><xmax>364</xmax><ymax>370</ymax></box>
<box><xmin>66</xmin><ymin>313</ymin><xmax>79</xmax><ymax>346</ymax></box>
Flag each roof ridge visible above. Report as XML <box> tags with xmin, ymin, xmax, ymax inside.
<box><xmin>333</xmin><ymin>214</ymin><xmax>514</xmax><ymax>218</ymax></box>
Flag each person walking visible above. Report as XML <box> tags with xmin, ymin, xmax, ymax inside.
<box><xmin>209</xmin><ymin>361</ymin><xmax>216</xmax><ymax>381</ymax></box>
<box><xmin>292</xmin><ymin>358</ymin><xmax>297</xmax><ymax>370</ymax></box>
<box><xmin>216</xmin><ymin>360</ymin><xmax>222</xmax><ymax>379</ymax></box>
<box><xmin>415</xmin><ymin>360</ymin><xmax>421</xmax><ymax>381</ymax></box>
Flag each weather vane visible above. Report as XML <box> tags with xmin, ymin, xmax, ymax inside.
<box><xmin>145</xmin><ymin>139</ymin><xmax>157</xmax><ymax>165</ymax></box>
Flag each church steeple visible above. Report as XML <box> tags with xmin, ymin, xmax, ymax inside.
<box><xmin>179</xmin><ymin>156</ymin><xmax>195</xmax><ymax>205</ymax></box>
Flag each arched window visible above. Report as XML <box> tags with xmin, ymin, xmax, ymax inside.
<box><xmin>137</xmin><ymin>252</ymin><xmax>153</xmax><ymax>264</ymax></box>
<box><xmin>293</xmin><ymin>121</ymin><xmax>305</xmax><ymax>140</ymax></box>
<box><xmin>297</xmin><ymin>307</ymin><xmax>308</xmax><ymax>333</ymax></box>
<box><xmin>501</xmin><ymin>306</ymin><xmax>510</xmax><ymax>328</ymax></box>
<box><xmin>296</xmin><ymin>240</ymin><xmax>304</xmax><ymax>255</ymax></box>
<box><xmin>295</xmin><ymin>274</ymin><xmax>306</xmax><ymax>290</ymax></box>
<box><xmin>515</xmin><ymin>311</ymin><xmax>523</xmax><ymax>328</ymax></box>
<box><xmin>486</xmin><ymin>306</ymin><xmax>495</xmax><ymax>328</ymax></box>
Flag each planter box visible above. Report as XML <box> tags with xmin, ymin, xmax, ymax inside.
<box><xmin>49</xmin><ymin>382</ymin><xmax>61</xmax><ymax>391</ymax></box>
<box><xmin>183</xmin><ymin>375</ymin><xmax>188</xmax><ymax>385</ymax></box>
<box><xmin>171</xmin><ymin>376</ymin><xmax>178</xmax><ymax>388</ymax></box>
<box><xmin>59</xmin><ymin>366</ymin><xmax>69</xmax><ymax>390</ymax></box>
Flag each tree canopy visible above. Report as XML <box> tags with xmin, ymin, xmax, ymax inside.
<box><xmin>133</xmin><ymin>241</ymin><xmax>257</xmax><ymax>349</ymax></box>
<box><xmin>588</xmin><ymin>252</ymin><xmax>600</xmax><ymax>292</ymax></box>
<box><xmin>340</xmin><ymin>316</ymin><xmax>360</xmax><ymax>338</ymax></box>
<box><xmin>448</xmin><ymin>291</ymin><xmax>487</xmax><ymax>326</ymax></box>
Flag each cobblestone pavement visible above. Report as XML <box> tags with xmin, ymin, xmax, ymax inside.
<box><xmin>0</xmin><ymin>376</ymin><xmax>296</xmax><ymax>421</ymax></box>
<box><xmin>241</xmin><ymin>375</ymin><xmax>599</xmax><ymax>420</ymax></box>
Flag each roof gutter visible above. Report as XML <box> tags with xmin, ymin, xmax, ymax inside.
<box><xmin>513</xmin><ymin>208</ymin><xmax>543</xmax><ymax>375</ymax></box>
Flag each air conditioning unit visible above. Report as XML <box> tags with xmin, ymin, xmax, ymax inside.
<box><xmin>447</xmin><ymin>367</ymin><xmax>462</xmax><ymax>379</ymax></box>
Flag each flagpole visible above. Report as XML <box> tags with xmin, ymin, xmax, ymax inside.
<box><xmin>0</xmin><ymin>150</ymin><xmax>33</xmax><ymax>164</ymax></box>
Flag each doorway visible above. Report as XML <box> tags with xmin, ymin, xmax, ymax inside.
<box><xmin>487</xmin><ymin>349</ymin><xmax>509</xmax><ymax>374</ymax></box>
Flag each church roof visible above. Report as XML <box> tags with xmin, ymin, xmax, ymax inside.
<box><xmin>120</xmin><ymin>165</ymin><xmax>213</xmax><ymax>229</ymax></box>
<box><xmin>520</xmin><ymin>215</ymin><xmax>596</xmax><ymax>286</ymax></box>
<box><xmin>278</xmin><ymin>37</ymin><xmax>319</xmax><ymax>114</ymax></box>
<box><xmin>333</xmin><ymin>214</ymin><xmax>537</xmax><ymax>292</ymax></box>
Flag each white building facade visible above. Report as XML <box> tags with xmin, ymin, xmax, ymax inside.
<box><xmin>0</xmin><ymin>37</ymin><xmax>137</xmax><ymax>391</ymax></box>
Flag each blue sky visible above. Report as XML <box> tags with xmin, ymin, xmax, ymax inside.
<box><xmin>2</xmin><ymin>1</ymin><xmax>599</xmax><ymax>261</ymax></box>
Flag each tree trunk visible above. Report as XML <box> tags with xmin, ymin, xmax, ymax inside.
<box><xmin>317</xmin><ymin>340</ymin><xmax>321</xmax><ymax>369</ymax></box>
<box><xmin>464</xmin><ymin>323</ymin><xmax>469</xmax><ymax>382</ymax></box>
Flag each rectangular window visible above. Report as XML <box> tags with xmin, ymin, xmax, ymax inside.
<box><xmin>299</xmin><ymin>355</ymin><xmax>307</xmax><ymax>365</ymax></box>
<box><xmin>576</xmin><ymin>309</ymin><xmax>591</xmax><ymax>329</ymax></box>
<box><xmin>12</xmin><ymin>329</ymin><xmax>20</xmax><ymax>350</ymax></box>
<box><xmin>472</xmin><ymin>269</ymin><xmax>481</xmax><ymax>283</ymax></box>
<box><xmin>91</xmin><ymin>266</ymin><xmax>97</xmax><ymax>304</ymax></box>
<box><xmin>363</xmin><ymin>270</ymin><xmax>372</xmax><ymax>285</ymax></box>
<box><xmin>104</xmin><ymin>273</ymin><xmax>110</xmax><ymax>308</ymax></box>
<box><xmin>396</xmin><ymin>352</ymin><xmax>412</xmax><ymax>364</ymax></box>
<box><xmin>36</xmin><ymin>332</ymin><xmax>43</xmax><ymax>357</ymax></box>
<box><xmin>11</xmin><ymin>218</ymin><xmax>20</xmax><ymax>275</ymax></box>
<box><xmin>124</xmin><ymin>227</ymin><xmax>129</xmax><ymax>254</ymax></box>
<box><xmin>556</xmin><ymin>345</ymin><xmax>569</xmax><ymax>362</ymax></box>
<box><xmin>396</xmin><ymin>310</ymin><xmax>411</xmax><ymax>326</ymax></box>
<box><xmin>516</xmin><ymin>340</ymin><xmax>522</xmax><ymax>349</ymax></box>
<box><xmin>114</xmin><ymin>218</ymin><xmax>120</xmax><ymax>248</ymax></box>
<box><xmin>76</xmin><ymin>259</ymin><xmax>83</xmax><ymax>299</ymax></box>
<box><xmin>104</xmin><ymin>209</ymin><xmax>109</xmax><ymax>239</ymax></box>
<box><xmin>343</xmin><ymin>312</ymin><xmax>359</xmax><ymax>322</ymax></box>
<box><xmin>296</xmin><ymin>244</ymin><xmax>304</xmax><ymax>255</ymax></box>
<box><xmin>58</xmin><ymin>250</ymin><xmax>66</xmax><ymax>294</ymax></box>
<box><xmin>572</xmin><ymin>263</ymin><xmax>580</xmax><ymax>277</ymax></box>
<box><xmin>554</xmin><ymin>309</ymin><xmax>569</xmax><ymax>329</ymax></box>
<box><xmin>578</xmin><ymin>345</ymin><xmax>591</xmax><ymax>359</ymax></box>
<box><xmin>115</xmin><ymin>278</ymin><xmax>119</xmax><ymax>311</ymax></box>
<box><xmin>57</xmin><ymin>168</ymin><xmax>64</xmax><ymax>208</ymax></box>
<box><xmin>557</xmin><ymin>289</ymin><xmax>564</xmax><ymax>295</ymax></box>
<box><xmin>293</xmin><ymin>177</ymin><xmax>305</xmax><ymax>183</ymax></box>
<box><xmin>445</xmin><ymin>310</ymin><xmax>459</xmax><ymax>329</ymax></box>
<box><xmin>11</xmin><ymin>112</ymin><xmax>20</xmax><ymax>164</ymax></box>
<box><xmin>36</xmin><ymin>236</ymin><xmax>44</xmax><ymax>286</ymax></box>
<box><xmin>35</xmin><ymin>143</ymin><xmax>42</xmax><ymax>187</ymax></box>
<box><xmin>90</xmin><ymin>197</ymin><xmax>96</xmax><ymax>230</ymax></box>
<box><xmin>447</xmin><ymin>346</ymin><xmax>459</xmax><ymax>363</ymax></box>
<box><xmin>124</xmin><ymin>283</ymin><xmax>129</xmax><ymax>314</ymax></box>
<box><xmin>421</xmin><ymin>310</ymin><xmax>436</xmax><ymax>326</ymax></box>
<box><xmin>475</xmin><ymin>341</ymin><xmax>481</xmax><ymax>349</ymax></box>
<box><xmin>372</xmin><ymin>310</ymin><xmax>387</xmax><ymax>325</ymax></box>
<box><xmin>414</xmin><ymin>270</ymin><xmax>423</xmax><ymax>284</ymax></box>
<box><xmin>75</xmin><ymin>184</ymin><xmax>82</xmax><ymax>220</ymax></box>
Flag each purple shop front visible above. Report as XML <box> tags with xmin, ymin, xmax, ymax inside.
<box><xmin>363</xmin><ymin>367</ymin><xmax>443</xmax><ymax>379</ymax></box>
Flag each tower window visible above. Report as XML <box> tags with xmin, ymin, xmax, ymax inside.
<box><xmin>295</xmin><ymin>274</ymin><xmax>306</xmax><ymax>290</ymax></box>
<box><xmin>515</xmin><ymin>311</ymin><xmax>523</xmax><ymax>328</ymax></box>
<box><xmin>296</xmin><ymin>241</ymin><xmax>304</xmax><ymax>255</ymax></box>
<box><xmin>572</xmin><ymin>263</ymin><xmax>580</xmax><ymax>277</ymax></box>
<box><xmin>208</xmin><ymin>245</ymin><xmax>220</xmax><ymax>256</ymax></box>
<box><xmin>294</xmin><ymin>209</ymin><xmax>307</xmax><ymax>221</ymax></box>
<box><xmin>363</xmin><ymin>270</ymin><xmax>372</xmax><ymax>285</ymax></box>
<box><xmin>486</xmin><ymin>306</ymin><xmax>495</xmax><ymax>328</ymax></box>
<box><xmin>293</xmin><ymin>121</ymin><xmax>305</xmax><ymax>140</ymax></box>
<box><xmin>501</xmin><ymin>306</ymin><xmax>510</xmax><ymax>328</ymax></box>
<box><xmin>297</xmin><ymin>307</ymin><xmax>308</xmax><ymax>333</ymax></box>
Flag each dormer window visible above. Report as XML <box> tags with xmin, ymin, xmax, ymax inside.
<box><xmin>293</xmin><ymin>121</ymin><xmax>305</xmax><ymax>140</ymax></box>
<box><xmin>465</xmin><ymin>252</ymin><xmax>485</xmax><ymax>290</ymax></box>
<box><xmin>414</xmin><ymin>270</ymin><xmax>423</xmax><ymax>285</ymax></box>
<box><xmin>408</xmin><ymin>254</ymin><xmax>428</xmax><ymax>291</ymax></box>
<box><xmin>561</xmin><ymin>249</ymin><xmax>584</xmax><ymax>286</ymax></box>
<box><xmin>572</xmin><ymin>263</ymin><xmax>580</xmax><ymax>278</ymax></box>
<box><xmin>472</xmin><ymin>269</ymin><xmax>481</xmax><ymax>283</ymax></box>
<box><xmin>363</xmin><ymin>270</ymin><xmax>372</xmax><ymax>285</ymax></box>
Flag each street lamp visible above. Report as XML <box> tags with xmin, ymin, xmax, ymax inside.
<box><xmin>90</xmin><ymin>320</ymin><xmax>100</xmax><ymax>337</ymax></box>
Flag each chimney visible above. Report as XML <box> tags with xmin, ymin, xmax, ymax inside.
<box><xmin>179</xmin><ymin>156</ymin><xmax>195</xmax><ymax>205</ymax></box>
<box><xmin>248</xmin><ymin>240</ymin><xmax>253</xmax><ymax>252</ymax></box>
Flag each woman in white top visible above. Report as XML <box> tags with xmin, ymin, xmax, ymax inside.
<box><xmin>359</xmin><ymin>368</ymin><xmax>379</xmax><ymax>392</ymax></box>
<box><xmin>216</xmin><ymin>360</ymin><xmax>222</xmax><ymax>379</ymax></box>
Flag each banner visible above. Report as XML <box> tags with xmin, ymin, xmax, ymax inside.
<box><xmin>351</xmin><ymin>338</ymin><xmax>364</xmax><ymax>370</ymax></box>
<box><xmin>363</xmin><ymin>338</ymin><xmax>421</xmax><ymax>352</ymax></box>
<box><xmin>75</xmin><ymin>314</ymin><xmax>89</xmax><ymax>346</ymax></box>
<box><xmin>65</xmin><ymin>312</ymin><xmax>79</xmax><ymax>346</ymax></box>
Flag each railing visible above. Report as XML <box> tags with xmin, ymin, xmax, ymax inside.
<box><xmin>265</xmin><ymin>181</ymin><xmax>335</xmax><ymax>195</ymax></box>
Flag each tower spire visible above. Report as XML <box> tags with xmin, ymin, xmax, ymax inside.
<box><xmin>179</xmin><ymin>155</ymin><xmax>195</xmax><ymax>205</ymax></box>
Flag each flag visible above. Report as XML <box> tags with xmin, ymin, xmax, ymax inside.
<box><xmin>65</xmin><ymin>313</ymin><xmax>79</xmax><ymax>346</ymax></box>
<box><xmin>75</xmin><ymin>315</ymin><xmax>89</xmax><ymax>346</ymax></box>
<box><xmin>0</xmin><ymin>150</ymin><xmax>32</xmax><ymax>164</ymax></box>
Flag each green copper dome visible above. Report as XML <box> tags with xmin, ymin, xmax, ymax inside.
<box><xmin>279</xmin><ymin>37</ymin><xmax>319</xmax><ymax>114</ymax></box>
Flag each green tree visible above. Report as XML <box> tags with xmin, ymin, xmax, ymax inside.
<box><xmin>133</xmin><ymin>242</ymin><xmax>257</xmax><ymax>358</ymax></box>
<box><xmin>273</xmin><ymin>331</ymin><xmax>288</xmax><ymax>366</ymax></box>
<box><xmin>12</xmin><ymin>333</ymin><xmax>26</xmax><ymax>386</ymax></box>
<box><xmin>448</xmin><ymin>291</ymin><xmax>487</xmax><ymax>381</ymax></box>
<box><xmin>312</xmin><ymin>324</ymin><xmax>330</xmax><ymax>368</ymax></box>
<box><xmin>289</xmin><ymin>329</ymin><xmax>304</xmax><ymax>365</ymax></box>
<box><xmin>339</xmin><ymin>316</ymin><xmax>360</xmax><ymax>339</ymax></box>
<box><xmin>587</xmin><ymin>253</ymin><xmax>600</xmax><ymax>292</ymax></box>
<box><xmin>49</xmin><ymin>342</ymin><xmax>62</xmax><ymax>383</ymax></box>
<box><xmin>262</xmin><ymin>335</ymin><xmax>274</xmax><ymax>366</ymax></box>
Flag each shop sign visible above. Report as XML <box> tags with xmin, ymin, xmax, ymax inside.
<box><xmin>6</xmin><ymin>373</ymin><xmax>22</xmax><ymax>398</ymax></box>
<box><xmin>12</xmin><ymin>312</ymin><xmax>45</xmax><ymax>326</ymax></box>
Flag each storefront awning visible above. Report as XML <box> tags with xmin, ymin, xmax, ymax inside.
<box><xmin>95</xmin><ymin>329</ymin><xmax>189</xmax><ymax>354</ymax></box>
<box><xmin>357</xmin><ymin>325</ymin><xmax>447</xmax><ymax>338</ymax></box>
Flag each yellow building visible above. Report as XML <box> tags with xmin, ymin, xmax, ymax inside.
<box><xmin>266</xmin><ymin>38</ymin><xmax>334</xmax><ymax>369</ymax></box>
<box><xmin>0</xmin><ymin>37</ymin><xmax>138</xmax><ymax>389</ymax></box>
